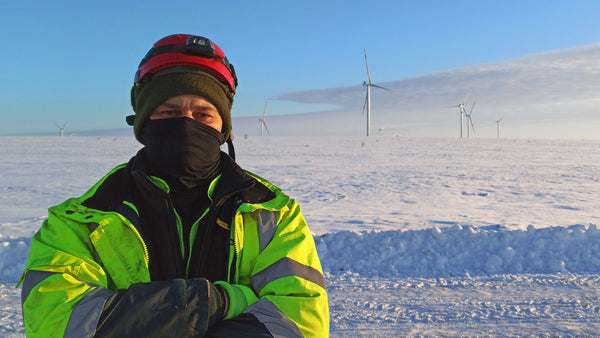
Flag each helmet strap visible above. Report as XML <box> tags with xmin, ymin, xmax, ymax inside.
<box><xmin>226</xmin><ymin>139</ymin><xmax>235</xmax><ymax>161</ymax></box>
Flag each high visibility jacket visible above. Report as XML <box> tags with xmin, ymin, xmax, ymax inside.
<box><xmin>20</xmin><ymin>153</ymin><xmax>329</xmax><ymax>337</ymax></box>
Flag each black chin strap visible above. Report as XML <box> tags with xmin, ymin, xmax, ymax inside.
<box><xmin>226</xmin><ymin>139</ymin><xmax>235</xmax><ymax>161</ymax></box>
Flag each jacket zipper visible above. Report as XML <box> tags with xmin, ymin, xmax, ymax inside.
<box><xmin>227</xmin><ymin>200</ymin><xmax>243</xmax><ymax>283</ymax></box>
<box><xmin>122</xmin><ymin>216</ymin><xmax>150</xmax><ymax>267</ymax></box>
<box><xmin>185</xmin><ymin>207</ymin><xmax>210</xmax><ymax>277</ymax></box>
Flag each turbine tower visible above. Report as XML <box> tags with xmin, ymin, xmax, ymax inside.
<box><xmin>362</xmin><ymin>48</ymin><xmax>390</xmax><ymax>137</ymax></box>
<box><xmin>495</xmin><ymin>118</ymin><xmax>502</xmax><ymax>139</ymax></box>
<box><xmin>259</xmin><ymin>101</ymin><xmax>271</xmax><ymax>136</ymax></box>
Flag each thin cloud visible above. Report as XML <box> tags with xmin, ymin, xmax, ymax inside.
<box><xmin>234</xmin><ymin>44</ymin><xmax>600</xmax><ymax>139</ymax></box>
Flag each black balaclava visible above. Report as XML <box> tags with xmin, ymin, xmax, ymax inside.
<box><xmin>140</xmin><ymin>117</ymin><xmax>225</xmax><ymax>189</ymax></box>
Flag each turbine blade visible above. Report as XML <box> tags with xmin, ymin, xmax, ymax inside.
<box><xmin>264</xmin><ymin>122</ymin><xmax>271</xmax><ymax>136</ymax></box>
<box><xmin>362</xmin><ymin>90</ymin><xmax>368</xmax><ymax>115</ymax></box>
<box><xmin>372</xmin><ymin>84</ymin><xmax>391</xmax><ymax>91</ymax></box>
<box><xmin>469</xmin><ymin>117</ymin><xmax>476</xmax><ymax>135</ymax></box>
<box><xmin>470</xmin><ymin>100</ymin><xmax>476</xmax><ymax>114</ymax></box>
<box><xmin>364</xmin><ymin>48</ymin><xmax>372</xmax><ymax>84</ymax></box>
<box><xmin>262</xmin><ymin>101</ymin><xmax>268</xmax><ymax>119</ymax></box>
<box><xmin>462</xmin><ymin>93</ymin><xmax>470</xmax><ymax>104</ymax></box>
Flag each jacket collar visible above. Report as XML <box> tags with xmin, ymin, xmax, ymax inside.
<box><xmin>130</xmin><ymin>149</ymin><xmax>274</xmax><ymax>207</ymax></box>
<box><xmin>81</xmin><ymin>149</ymin><xmax>275</xmax><ymax>212</ymax></box>
<box><xmin>211</xmin><ymin>152</ymin><xmax>275</xmax><ymax>207</ymax></box>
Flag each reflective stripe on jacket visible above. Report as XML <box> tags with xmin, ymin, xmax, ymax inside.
<box><xmin>20</xmin><ymin>162</ymin><xmax>329</xmax><ymax>337</ymax></box>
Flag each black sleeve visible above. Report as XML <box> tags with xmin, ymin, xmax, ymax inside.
<box><xmin>94</xmin><ymin>278</ymin><xmax>226</xmax><ymax>337</ymax></box>
<box><xmin>205</xmin><ymin>313</ymin><xmax>273</xmax><ymax>337</ymax></box>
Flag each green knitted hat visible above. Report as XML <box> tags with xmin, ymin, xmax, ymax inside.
<box><xmin>130</xmin><ymin>71</ymin><xmax>233</xmax><ymax>143</ymax></box>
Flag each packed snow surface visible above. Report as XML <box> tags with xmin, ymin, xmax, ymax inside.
<box><xmin>1</xmin><ymin>136</ymin><xmax>599</xmax><ymax>337</ymax></box>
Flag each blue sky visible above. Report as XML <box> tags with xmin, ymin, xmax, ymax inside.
<box><xmin>2</xmin><ymin>0</ymin><xmax>600</xmax><ymax>135</ymax></box>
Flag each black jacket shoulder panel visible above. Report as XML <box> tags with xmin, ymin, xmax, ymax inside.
<box><xmin>80</xmin><ymin>156</ymin><xmax>145</xmax><ymax>234</ymax></box>
<box><xmin>81</xmin><ymin>165</ymin><xmax>132</xmax><ymax>212</ymax></box>
<box><xmin>214</xmin><ymin>153</ymin><xmax>276</xmax><ymax>207</ymax></box>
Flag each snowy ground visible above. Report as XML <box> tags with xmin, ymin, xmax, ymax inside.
<box><xmin>1</xmin><ymin>135</ymin><xmax>600</xmax><ymax>337</ymax></box>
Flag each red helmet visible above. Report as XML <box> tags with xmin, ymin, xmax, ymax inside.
<box><xmin>134</xmin><ymin>34</ymin><xmax>238</xmax><ymax>94</ymax></box>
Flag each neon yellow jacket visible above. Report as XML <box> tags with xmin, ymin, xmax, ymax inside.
<box><xmin>20</xmin><ymin>155</ymin><xmax>329</xmax><ymax>337</ymax></box>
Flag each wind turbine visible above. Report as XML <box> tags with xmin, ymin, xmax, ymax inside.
<box><xmin>495</xmin><ymin>118</ymin><xmax>502</xmax><ymax>139</ymax></box>
<box><xmin>464</xmin><ymin>101</ymin><xmax>476</xmax><ymax>138</ymax></box>
<box><xmin>54</xmin><ymin>122</ymin><xmax>68</xmax><ymax>137</ymax></box>
<box><xmin>259</xmin><ymin>101</ymin><xmax>270</xmax><ymax>136</ymax></box>
<box><xmin>444</xmin><ymin>94</ymin><xmax>471</xmax><ymax>138</ymax></box>
<box><xmin>362</xmin><ymin>48</ymin><xmax>390</xmax><ymax>137</ymax></box>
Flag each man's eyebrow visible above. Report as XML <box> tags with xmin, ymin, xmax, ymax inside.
<box><xmin>159</xmin><ymin>103</ymin><xmax>180</xmax><ymax>109</ymax></box>
<box><xmin>191</xmin><ymin>104</ymin><xmax>217</xmax><ymax>110</ymax></box>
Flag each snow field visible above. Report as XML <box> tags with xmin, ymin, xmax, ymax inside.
<box><xmin>1</xmin><ymin>136</ymin><xmax>600</xmax><ymax>336</ymax></box>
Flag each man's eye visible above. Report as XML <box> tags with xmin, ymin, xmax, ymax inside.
<box><xmin>195</xmin><ymin>112</ymin><xmax>211</xmax><ymax>118</ymax></box>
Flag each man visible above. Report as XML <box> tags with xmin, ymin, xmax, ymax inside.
<box><xmin>20</xmin><ymin>34</ymin><xmax>329</xmax><ymax>337</ymax></box>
